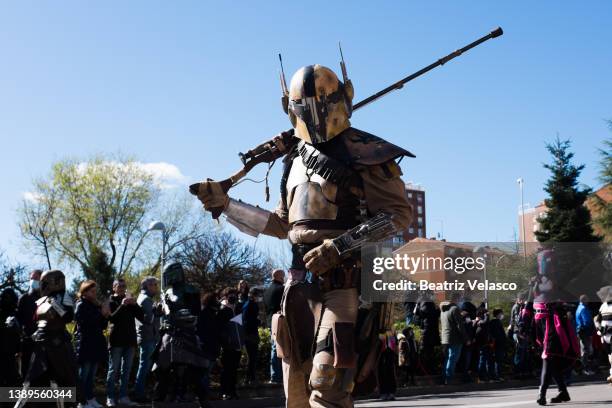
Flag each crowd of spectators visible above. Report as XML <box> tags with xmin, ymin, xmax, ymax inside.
<box><xmin>0</xmin><ymin>268</ymin><xmax>609</xmax><ymax>406</ymax></box>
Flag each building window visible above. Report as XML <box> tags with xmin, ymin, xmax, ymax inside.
<box><xmin>417</xmin><ymin>194</ymin><xmax>423</xmax><ymax>203</ymax></box>
<box><xmin>407</xmin><ymin>192</ymin><xmax>413</xmax><ymax>198</ymax></box>
<box><xmin>418</xmin><ymin>228</ymin><xmax>423</xmax><ymax>237</ymax></box>
<box><xmin>418</xmin><ymin>217</ymin><xmax>423</xmax><ymax>227</ymax></box>
<box><xmin>408</xmin><ymin>227</ymin><xmax>414</xmax><ymax>234</ymax></box>
<box><xmin>417</xmin><ymin>205</ymin><xmax>423</xmax><ymax>214</ymax></box>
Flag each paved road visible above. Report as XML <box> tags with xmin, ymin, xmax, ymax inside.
<box><xmin>351</xmin><ymin>382</ymin><xmax>611</xmax><ymax>408</ymax></box>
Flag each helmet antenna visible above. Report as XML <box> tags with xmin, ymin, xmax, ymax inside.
<box><xmin>279</xmin><ymin>53</ymin><xmax>289</xmax><ymax>113</ymax></box>
<box><xmin>339</xmin><ymin>42</ymin><xmax>349</xmax><ymax>84</ymax></box>
<box><xmin>279</xmin><ymin>53</ymin><xmax>289</xmax><ymax>96</ymax></box>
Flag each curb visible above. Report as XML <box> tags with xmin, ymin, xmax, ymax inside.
<box><xmin>209</xmin><ymin>374</ymin><xmax>608</xmax><ymax>408</ymax></box>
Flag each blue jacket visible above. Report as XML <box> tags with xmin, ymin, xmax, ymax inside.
<box><xmin>575</xmin><ymin>303</ymin><xmax>594</xmax><ymax>336</ymax></box>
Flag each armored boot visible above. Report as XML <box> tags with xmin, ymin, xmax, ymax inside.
<box><xmin>309</xmin><ymin>288</ymin><xmax>359</xmax><ymax>408</ymax></box>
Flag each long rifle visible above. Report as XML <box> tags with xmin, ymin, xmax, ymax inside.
<box><xmin>190</xmin><ymin>27</ymin><xmax>503</xmax><ymax>219</ymax></box>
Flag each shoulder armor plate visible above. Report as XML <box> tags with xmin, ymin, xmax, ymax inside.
<box><xmin>340</xmin><ymin>127</ymin><xmax>415</xmax><ymax>165</ymax></box>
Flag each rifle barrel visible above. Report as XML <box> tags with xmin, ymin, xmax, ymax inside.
<box><xmin>353</xmin><ymin>27</ymin><xmax>503</xmax><ymax>111</ymax></box>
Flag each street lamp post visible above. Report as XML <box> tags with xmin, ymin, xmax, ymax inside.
<box><xmin>517</xmin><ymin>178</ymin><xmax>527</xmax><ymax>259</ymax></box>
<box><xmin>473</xmin><ymin>246</ymin><xmax>488</xmax><ymax>309</ymax></box>
<box><xmin>148</xmin><ymin>221</ymin><xmax>166</xmax><ymax>292</ymax></box>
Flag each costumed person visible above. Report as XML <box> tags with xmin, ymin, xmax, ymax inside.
<box><xmin>22</xmin><ymin>269</ymin><xmax>85</xmax><ymax>407</ymax></box>
<box><xmin>16</xmin><ymin>269</ymin><xmax>43</xmax><ymax>379</ymax></box>
<box><xmin>594</xmin><ymin>285</ymin><xmax>612</xmax><ymax>384</ymax></box>
<box><xmin>152</xmin><ymin>262</ymin><xmax>209</xmax><ymax>406</ymax></box>
<box><xmin>0</xmin><ymin>287</ymin><xmax>22</xmax><ymax>387</ymax></box>
<box><xmin>531</xmin><ymin>248</ymin><xmax>580</xmax><ymax>406</ymax></box>
<box><xmin>194</xmin><ymin>63</ymin><xmax>413</xmax><ymax>407</ymax></box>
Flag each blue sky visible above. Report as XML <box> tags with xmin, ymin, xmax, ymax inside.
<box><xmin>1</xmin><ymin>1</ymin><xmax>611</xmax><ymax>269</ymax></box>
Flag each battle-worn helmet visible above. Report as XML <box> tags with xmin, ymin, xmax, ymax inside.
<box><xmin>40</xmin><ymin>269</ymin><xmax>66</xmax><ymax>296</ymax></box>
<box><xmin>162</xmin><ymin>262</ymin><xmax>185</xmax><ymax>288</ymax></box>
<box><xmin>286</xmin><ymin>65</ymin><xmax>354</xmax><ymax>145</ymax></box>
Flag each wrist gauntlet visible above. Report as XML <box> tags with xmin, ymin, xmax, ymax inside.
<box><xmin>332</xmin><ymin>212</ymin><xmax>398</xmax><ymax>256</ymax></box>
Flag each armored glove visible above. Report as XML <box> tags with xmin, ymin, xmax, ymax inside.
<box><xmin>195</xmin><ymin>180</ymin><xmax>229</xmax><ymax>213</ymax></box>
<box><xmin>303</xmin><ymin>239</ymin><xmax>341</xmax><ymax>275</ymax></box>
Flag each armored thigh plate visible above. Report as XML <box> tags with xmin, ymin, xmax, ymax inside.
<box><xmin>287</xmin><ymin>156</ymin><xmax>338</xmax><ymax>224</ymax></box>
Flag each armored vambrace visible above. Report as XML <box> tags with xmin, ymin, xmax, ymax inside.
<box><xmin>224</xmin><ymin>198</ymin><xmax>271</xmax><ymax>237</ymax></box>
<box><xmin>331</xmin><ymin>212</ymin><xmax>398</xmax><ymax>256</ymax></box>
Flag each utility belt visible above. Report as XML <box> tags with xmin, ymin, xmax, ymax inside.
<box><xmin>291</xmin><ymin>243</ymin><xmax>360</xmax><ymax>292</ymax></box>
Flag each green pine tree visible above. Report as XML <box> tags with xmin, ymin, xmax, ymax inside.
<box><xmin>82</xmin><ymin>245</ymin><xmax>116</xmax><ymax>297</ymax></box>
<box><xmin>590</xmin><ymin>122</ymin><xmax>612</xmax><ymax>242</ymax></box>
<box><xmin>535</xmin><ymin>137</ymin><xmax>599</xmax><ymax>243</ymax></box>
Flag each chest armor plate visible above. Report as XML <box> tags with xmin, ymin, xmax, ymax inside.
<box><xmin>286</xmin><ymin>155</ymin><xmax>338</xmax><ymax>224</ymax></box>
<box><xmin>284</xmin><ymin>153</ymin><xmax>363</xmax><ymax>229</ymax></box>
<box><xmin>35</xmin><ymin>296</ymin><xmax>65</xmax><ymax>331</ymax></box>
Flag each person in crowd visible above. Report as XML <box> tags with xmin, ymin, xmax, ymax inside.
<box><xmin>531</xmin><ymin>250</ymin><xmax>580</xmax><ymax>405</ymax></box>
<box><xmin>474</xmin><ymin>305</ymin><xmax>495</xmax><ymax>382</ymax></box>
<box><xmin>575</xmin><ymin>294</ymin><xmax>596</xmax><ymax>375</ymax></box>
<box><xmin>242</xmin><ymin>286</ymin><xmax>261</xmax><ymax>385</ymax></box>
<box><xmin>0</xmin><ymin>288</ymin><xmax>21</xmax><ymax>386</ymax></box>
<box><xmin>413</xmin><ymin>293</ymin><xmax>440</xmax><ymax>375</ymax></box>
<box><xmin>403</xmin><ymin>300</ymin><xmax>416</xmax><ymax>326</ymax></box>
<box><xmin>263</xmin><ymin>268</ymin><xmax>284</xmax><ymax>384</ymax></box>
<box><xmin>515</xmin><ymin>301</ymin><xmax>535</xmax><ymax>379</ymax></box>
<box><xmin>490</xmin><ymin>308</ymin><xmax>507</xmax><ymax>381</ymax></box>
<box><xmin>16</xmin><ymin>269</ymin><xmax>42</xmax><ymax>378</ymax></box>
<box><xmin>153</xmin><ymin>262</ymin><xmax>208</xmax><ymax>405</ymax></box>
<box><xmin>509</xmin><ymin>293</ymin><xmax>526</xmax><ymax>374</ymax></box>
<box><xmin>459</xmin><ymin>297</ymin><xmax>477</xmax><ymax>382</ymax></box>
<box><xmin>378</xmin><ymin>330</ymin><xmax>398</xmax><ymax>401</ymax></box>
<box><xmin>198</xmin><ymin>292</ymin><xmax>222</xmax><ymax>407</ymax></box>
<box><xmin>509</xmin><ymin>293</ymin><xmax>525</xmax><ymax>336</ymax></box>
<box><xmin>105</xmin><ymin>278</ymin><xmax>144</xmax><ymax>407</ymax></box>
<box><xmin>218</xmin><ymin>287</ymin><xmax>244</xmax><ymax>400</ymax></box>
<box><xmin>237</xmin><ymin>280</ymin><xmax>249</xmax><ymax>307</ymax></box>
<box><xmin>23</xmin><ymin>270</ymin><xmax>83</xmax><ymax>406</ymax></box>
<box><xmin>594</xmin><ymin>287</ymin><xmax>612</xmax><ymax>384</ymax></box>
<box><xmin>534</xmin><ymin>301</ymin><xmax>579</xmax><ymax>405</ymax></box>
<box><xmin>74</xmin><ymin>280</ymin><xmax>110</xmax><ymax>408</ymax></box>
<box><xmin>398</xmin><ymin>326</ymin><xmax>419</xmax><ymax>386</ymax></box>
<box><xmin>440</xmin><ymin>293</ymin><xmax>467</xmax><ymax>385</ymax></box>
<box><xmin>134</xmin><ymin>276</ymin><xmax>162</xmax><ymax>402</ymax></box>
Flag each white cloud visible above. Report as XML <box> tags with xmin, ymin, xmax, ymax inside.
<box><xmin>23</xmin><ymin>191</ymin><xmax>42</xmax><ymax>202</ymax></box>
<box><xmin>137</xmin><ymin>162</ymin><xmax>189</xmax><ymax>189</ymax></box>
<box><xmin>77</xmin><ymin>160</ymin><xmax>189</xmax><ymax>190</ymax></box>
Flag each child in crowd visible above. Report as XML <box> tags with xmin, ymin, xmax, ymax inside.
<box><xmin>398</xmin><ymin>326</ymin><xmax>419</xmax><ymax>386</ymax></box>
